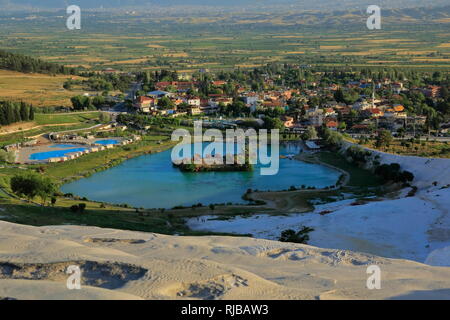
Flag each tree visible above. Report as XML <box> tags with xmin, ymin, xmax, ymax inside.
<box><xmin>71</xmin><ymin>95</ymin><xmax>92</xmax><ymax>110</ymax></box>
<box><xmin>263</xmin><ymin>117</ymin><xmax>284</xmax><ymax>130</ymax></box>
<box><xmin>0</xmin><ymin>150</ymin><xmax>15</xmax><ymax>163</ymax></box>
<box><xmin>19</xmin><ymin>102</ymin><xmax>29</xmax><ymax>121</ymax></box>
<box><xmin>92</xmin><ymin>96</ymin><xmax>105</xmax><ymax>108</ymax></box>
<box><xmin>321</xmin><ymin>128</ymin><xmax>343</xmax><ymax>148</ymax></box>
<box><xmin>338</xmin><ymin>122</ymin><xmax>347</xmax><ymax>132</ymax></box>
<box><xmin>302</xmin><ymin>126</ymin><xmax>318</xmax><ymax>140</ymax></box>
<box><xmin>375</xmin><ymin>130</ymin><xmax>393</xmax><ymax>149</ymax></box>
<box><xmin>37</xmin><ymin>176</ymin><xmax>57</xmax><ymax>206</ymax></box>
<box><xmin>29</xmin><ymin>105</ymin><xmax>35</xmax><ymax>120</ymax></box>
<box><xmin>157</xmin><ymin>96</ymin><xmax>174</xmax><ymax>110</ymax></box>
<box><xmin>334</xmin><ymin>88</ymin><xmax>345</xmax><ymax>103</ymax></box>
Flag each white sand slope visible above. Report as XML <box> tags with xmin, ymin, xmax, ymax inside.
<box><xmin>188</xmin><ymin>187</ymin><xmax>450</xmax><ymax>265</ymax></box>
<box><xmin>342</xmin><ymin>141</ymin><xmax>450</xmax><ymax>189</ymax></box>
<box><xmin>1</xmin><ymin>221</ymin><xmax>450</xmax><ymax>300</ymax></box>
<box><xmin>189</xmin><ymin>145</ymin><xmax>450</xmax><ymax>266</ymax></box>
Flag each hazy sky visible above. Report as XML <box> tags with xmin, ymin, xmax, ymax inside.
<box><xmin>0</xmin><ymin>0</ymin><xmax>448</xmax><ymax>10</ymax></box>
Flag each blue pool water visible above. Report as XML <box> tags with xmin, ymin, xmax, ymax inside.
<box><xmin>50</xmin><ymin>144</ymin><xmax>78</xmax><ymax>148</ymax></box>
<box><xmin>61</xmin><ymin>142</ymin><xmax>341</xmax><ymax>209</ymax></box>
<box><xmin>95</xmin><ymin>139</ymin><xmax>119</xmax><ymax>145</ymax></box>
<box><xmin>29</xmin><ymin>147</ymin><xmax>88</xmax><ymax>161</ymax></box>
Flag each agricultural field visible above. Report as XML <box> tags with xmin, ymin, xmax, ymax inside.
<box><xmin>0</xmin><ymin>7</ymin><xmax>449</xmax><ymax>73</ymax></box>
<box><xmin>0</xmin><ymin>70</ymin><xmax>84</xmax><ymax>107</ymax></box>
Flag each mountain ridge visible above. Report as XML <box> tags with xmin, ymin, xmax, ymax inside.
<box><xmin>1</xmin><ymin>0</ymin><xmax>449</xmax><ymax>11</ymax></box>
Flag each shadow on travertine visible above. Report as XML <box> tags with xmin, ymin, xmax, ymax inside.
<box><xmin>0</xmin><ymin>260</ymin><xmax>148</xmax><ymax>289</ymax></box>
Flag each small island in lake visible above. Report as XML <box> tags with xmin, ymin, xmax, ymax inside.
<box><xmin>173</xmin><ymin>153</ymin><xmax>254</xmax><ymax>172</ymax></box>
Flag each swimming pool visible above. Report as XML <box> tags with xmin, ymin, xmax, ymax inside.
<box><xmin>95</xmin><ymin>139</ymin><xmax>119</xmax><ymax>145</ymax></box>
<box><xmin>50</xmin><ymin>144</ymin><xmax>78</xmax><ymax>149</ymax></box>
<box><xmin>29</xmin><ymin>147</ymin><xmax>88</xmax><ymax>161</ymax></box>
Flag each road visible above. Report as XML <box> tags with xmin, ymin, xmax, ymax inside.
<box><xmin>110</xmin><ymin>81</ymin><xmax>141</xmax><ymax>113</ymax></box>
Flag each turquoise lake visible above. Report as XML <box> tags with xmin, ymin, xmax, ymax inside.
<box><xmin>60</xmin><ymin>142</ymin><xmax>341</xmax><ymax>209</ymax></box>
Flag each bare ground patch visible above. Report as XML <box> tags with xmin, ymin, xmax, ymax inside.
<box><xmin>0</xmin><ymin>260</ymin><xmax>148</xmax><ymax>289</ymax></box>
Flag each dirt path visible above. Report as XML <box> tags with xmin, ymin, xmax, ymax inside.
<box><xmin>0</xmin><ymin>122</ymin><xmax>82</xmax><ymax>136</ymax></box>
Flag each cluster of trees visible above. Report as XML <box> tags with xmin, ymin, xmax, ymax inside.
<box><xmin>219</xmin><ymin>100</ymin><xmax>252</xmax><ymax>117</ymax></box>
<box><xmin>263</xmin><ymin>116</ymin><xmax>284</xmax><ymax>130</ymax></box>
<box><xmin>137</xmin><ymin>70</ymin><xmax>179</xmax><ymax>92</ymax></box>
<box><xmin>65</xmin><ymin>73</ymin><xmax>133</xmax><ymax>94</ymax></box>
<box><xmin>70</xmin><ymin>95</ymin><xmax>110</xmax><ymax>110</ymax></box>
<box><xmin>117</xmin><ymin>113</ymin><xmax>181</xmax><ymax>129</ymax></box>
<box><xmin>345</xmin><ymin>145</ymin><xmax>372</xmax><ymax>166</ymax></box>
<box><xmin>334</xmin><ymin>88</ymin><xmax>361</xmax><ymax>105</ymax></box>
<box><xmin>374</xmin><ymin>163</ymin><xmax>414</xmax><ymax>184</ymax></box>
<box><xmin>0</xmin><ymin>101</ymin><xmax>35</xmax><ymax>126</ymax></box>
<box><xmin>0</xmin><ymin>49</ymin><xmax>76</xmax><ymax>75</ymax></box>
<box><xmin>320</xmin><ymin>127</ymin><xmax>344</xmax><ymax>148</ymax></box>
<box><xmin>10</xmin><ymin>173</ymin><xmax>56</xmax><ymax>205</ymax></box>
<box><xmin>301</xmin><ymin>126</ymin><xmax>318</xmax><ymax>141</ymax></box>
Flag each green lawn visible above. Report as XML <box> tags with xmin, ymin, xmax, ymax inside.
<box><xmin>0</xmin><ymin>200</ymin><xmax>250</xmax><ymax>237</ymax></box>
<box><xmin>34</xmin><ymin>112</ymin><xmax>101</xmax><ymax>125</ymax></box>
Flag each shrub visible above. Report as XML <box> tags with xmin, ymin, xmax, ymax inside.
<box><xmin>278</xmin><ymin>226</ymin><xmax>315</xmax><ymax>244</ymax></box>
<box><xmin>78</xmin><ymin>203</ymin><xmax>86</xmax><ymax>213</ymax></box>
<box><xmin>375</xmin><ymin>163</ymin><xmax>414</xmax><ymax>183</ymax></box>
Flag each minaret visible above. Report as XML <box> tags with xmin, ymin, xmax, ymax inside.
<box><xmin>372</xmin><ymin>82</ymin><xmax>376</xmax><ymax>109</ymax></box>
<box><xmin>373</xmin><ymin>82</ymin><xmax>378</xmax><ymax>130</ymax></box>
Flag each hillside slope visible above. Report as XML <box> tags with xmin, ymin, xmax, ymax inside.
<box><xmin>1</xmin><ymin>221</ymin><xmax>450</xmax><ymax>300</ymax></box>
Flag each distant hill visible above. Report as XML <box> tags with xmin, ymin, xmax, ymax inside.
<box><xmin>1</xmin><ymin>0</ymin><xmax>450</xmax><ymax>11</ymax></box>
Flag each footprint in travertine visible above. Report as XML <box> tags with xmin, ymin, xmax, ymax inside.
<box><xmin>259</xmin><ymin>247</ymin><xmax>307</xmax><ymax>260</ymax></box>
<box><xmin>260</xmin><ymin>248</ymin><xmax>384</xmax><ymax>266</ymax></box>
<box><xmin>39</xmin><ymin>229</ymin><xmax>60</xmax><ymax>235</ymax></box>
<box><xmin>0</xmin><ymin>260</ymin><xmax>148</xmax><ymax>289</ymax></box>
<box><xmin>83</xmin><ymin>238</ymin><xmax>146</xmax><ymax>244</ymax></box>
<box><xmin>318</xmin><ymin>250</ymin><xmax>384</xmax><ymax>266</ymax></box>
<box><xmin>176</xmin><ymin>274</ymin><xmax>248</xmax><ymax>300</ymax></box>
<box><xmin>260</xmin><ymin>248</ymin><xmax>293</xmax><ymax>259</ymax></box>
